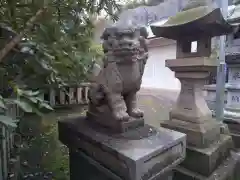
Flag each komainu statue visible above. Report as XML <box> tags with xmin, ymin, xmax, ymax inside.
<box><xmin>87</xmin><ymin>25</ymin><xmax>149</xmax><ymax>132</ymax></box>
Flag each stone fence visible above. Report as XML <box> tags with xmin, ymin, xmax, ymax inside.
<box><xmin>203</xmin><ymin>84</ymin><xmax>228</xmax><ymax>116</ymax></box>
<box><xmin>45</xmin><ymin>83</ymin><xmax>90</xmax><ymax>108</ymax></box>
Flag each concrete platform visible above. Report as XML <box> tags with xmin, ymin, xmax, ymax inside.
<box><xmin>161</xmin><ymin>118</ymin><xmax>221</xmax><ymax>148</ymax></box>
<box><xmin>181</xmin><ymin>135</ymin><xmax>233</xmax><ymax>176</ymax></box>
<box><xmin>58</xmin><ymin>116</ymin><xmax>186</xmax><ymax>180</ymax></box>
<box><xmin>173</xmin><ymin>154</ymin><xmax>238</xmax><ymax>180</ymax></box>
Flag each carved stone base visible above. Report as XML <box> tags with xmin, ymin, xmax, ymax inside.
<box><xmin>86</xmin><ymin>111</ymin><xmax>144</xmax><ymax>133</ymax></box>
<box><xmin>58</xmin><ymin>116</ymin><xmax>186</xmax><ymax>180</ymax></box>
<box><xmin>173</xmin><ymin>155</ymin><xmax>238</xmax><ymax>180</ymax></box>
<box><xmin>181</xmin><ymin>135</ymin><xmax>233</xmax><ymax>176</ymax></box>
<box><xmin>223</xmin><ymin>118</ymin><xmax>240</xmax><ymax>149</ymax></box>
<box><xmin>230</xmin><ymin>132</ymin><xmax>240</xmax><ymax>149</ymax></box>
<box><xmin>161</xmin><ymin>119</ymin><xmax>220</xmax><ymax>148</ymax></box>
<box><xmin>69</xmin><ymin>149</ymin><xmax>175</xmax><ymax>180</ymax></box>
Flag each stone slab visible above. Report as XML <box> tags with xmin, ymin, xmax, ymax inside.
<box><xmin>69</xmin><ymin>149</ymin><xmax>174</xmax><ymax>180</ymax></box>
<box><xmin>231</xmin><ymin>133</ymin><xmax>240</xmax><ymax>149</ymax></box>
<box><xmin>173</xmin><ymin>154</ymin><xmax>238</xmax><ymax>180</ymax></box>
<box><xmin>181</xmin><ymin>135</ymin><xmax>233</xmax><ymax>176</ymax></box>
<box><xmin>165</xmin><ymin>57</ymin><xmax>217</xmax><ymax>72</ymax></box>
<box><xmin>224</xmin><ymin>119</ymin><xmax>240</xmax><ymax>133</ymax></box>
<box><xmin>87</xmin><ymin>111</ymin><xmax>145</xmax><ymax>133</ymax></box>
<box><xmin>161</xmin><ymin>119</ymin><xmax>220</xmax><ymax>148</ymax></box>
<box><xmin>232</xmin><ymin>150</ymin><xmax>240</xmax><ymax>179</ymax></box>
<box><xmin>58</xmin><ymin>116</ymin><xmax>186</xmax><ymax>180</ymax></box>
<box><xmin>223</xmin><ymin>119</ymin><xmax>240</xmax><ymax>149</ymax></box>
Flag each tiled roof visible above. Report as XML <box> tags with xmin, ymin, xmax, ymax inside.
<box><xmin>94</xmin><ymin>0</ymin><xmax>240</xmax><ymax>41</ymax></box>
<box><xmin>116</xmin><ymin>0</ymin><xmax>181</xmax><ymax>27</ymax></box>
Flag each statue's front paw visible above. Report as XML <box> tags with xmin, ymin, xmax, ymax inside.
<box><xmin>113</xmin><ymin>111</ymin><xmax>130</xmax><ymax>122</ymax></box>
<box><xmin>129</xmin><ymin>108</ymin><xmax>144</xmax><ymax>118</ymax></box>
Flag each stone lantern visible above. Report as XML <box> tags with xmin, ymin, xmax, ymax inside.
<box><xmin>151</xmin><ymin>1</ymin><xmax>238</xmax><ymax>179</ymax></box>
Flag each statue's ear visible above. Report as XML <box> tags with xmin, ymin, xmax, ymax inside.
<box><xmin>139</xmin><ymin>27</ymin><xmax>148</xmax><ymax>39</ymax></box>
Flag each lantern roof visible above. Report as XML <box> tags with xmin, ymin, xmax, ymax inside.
<box><xmin>150</xmin><ymin>1</ymin><xmax>236</xmax><ymax>40</ymax></box>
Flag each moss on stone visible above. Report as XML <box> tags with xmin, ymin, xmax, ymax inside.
<box><xmin>162</xmin><ymin>6</ymin><xmax>213</xmax><ymax>27</ymax></box>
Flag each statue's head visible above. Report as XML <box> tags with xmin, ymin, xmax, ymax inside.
<box><xmin>101</xmin><ymin>26</ymin><xmax>148</xmax><ymax>59</ymax></box>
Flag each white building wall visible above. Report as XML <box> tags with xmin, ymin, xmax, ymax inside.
<box><xmin>141</xmin><ymin>44</ymin><xmax>181</xmax><ymax>90</ymax></box>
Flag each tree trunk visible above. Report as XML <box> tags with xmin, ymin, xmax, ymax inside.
<box><xmin>0</xmin><ymin>7</ymin><xmax>48</xmax><ymax>63</ymax></box>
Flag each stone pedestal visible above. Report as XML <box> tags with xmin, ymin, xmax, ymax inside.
<box><xmin>161</xmin><ymin>57</ymin><xmax>236</xmax><ymax>180</ymax></box>
<box><xmin>162</xmin><ymin>57</ymin><xmax>220</xmax><ymax>148</ymax></box>
<box><xmin>58</xmin><ymin>116</ymin><xmax>186</xmax><ymax>180</ymax></box>
<box><xmin>224</xmin><ymin>58</ymin><xmax>240</xmax><ymax>149</ymax></box>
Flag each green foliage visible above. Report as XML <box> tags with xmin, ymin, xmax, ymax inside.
<box><xmin>0</xmin><ymin>0</ymin><xmax>117</xmax><ymax>178</ymax></box>
<box><xmin>0</xmin><ymin>0</ymin><xmax>119</xmax><ymax>121</ymax></box>
<box><xmin>12</xmin><ymin>88</ymin><xmax>53</xmax><ymax>115</ymax></box>
<box><xmin>18</xmin><ymin>108</ymin><xmax>86</xmax><ymax>179</ymax></box>
<box><xmin>0</xmin><ymin>115</ymin><xmax>18</xmax><ymax>128</ymax></box>
<box><xmin>41</xmin><ymin>122</ymin><xmax>70</xmax><ymax>180</ymax></box>
<box><xmin>0</xmin><ymin>0</ymin><xmax>119</xmax><ymax>85</ymax></box>
<box><xmin>18</xmin><ymin>114</ymin><xmax>69</xmax><ymax>179</ymax></box>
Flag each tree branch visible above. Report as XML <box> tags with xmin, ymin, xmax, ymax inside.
<box><xmin>0</xmin><ymin>7</ymin><xmax>48</xmax><ymax>63</ymax></box>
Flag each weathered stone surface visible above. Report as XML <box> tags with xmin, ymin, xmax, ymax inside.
<box><xmin>173</xmin><ymin>154</ymin><xmax>238</xmax><ymax>180</ymax></box>
<box><xmin>166</xmin><ymin>57</ymin><xmax>217</xmax><ymax>71</ymax></box>
<box><xmin>232</xmin><ymin>150</ymin><xmax>240</xmax><ymax>179</ymax></box>
<box><xmin>231</xmin><ymin>132</ymin><xmax>240</xmax><ymax>149</ymax></box>
<box><xmin>181</xmin><ymin>135</ymin><xmax>233</xmax><ymax>176</ymax></box>
<box><xmin>70</xmin><ymin>149</ymin><xmax>174</xmax><ymax>180</ymax></box>
<box><xmin>161</xmin><ymin>57</ymin><xmax>221</xmax><ymax>148</ymax></box>
<box><xmin>151</xmin><ymin>1</ymin><xmax>236</xmax><ymax>180</ymax></box>
<box><xmin>224</xmin><ymin>119</ymin><xmax>240</xmax><ymax>133</ymax></box>
<box><xmin>87</xmin><ymin>25</ymin><xmax>149</xmax><ymax>133</ymax></box>
<box><xmin>86</xmin><ymin>112</ymin><xmax>144</xmax><ymax>133</ymax></box>
<box><xmin>58</xmin><ymin>116</ymin><xmax>186</xmax><ymax>180</ymax></box>
<box><xmin>151</xmin><ymin>5</ymin><xmax>234</xmax><ymax>40</ymax></box>
<box><xmin>161</xmin><ymin>118</ymin><xmax>220</xmax><ymax>148</ymax></box>
<box><xmin>223</xmin><ymin>119</ymin><xmax>240</xmax><ymax>149</ymax></box>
